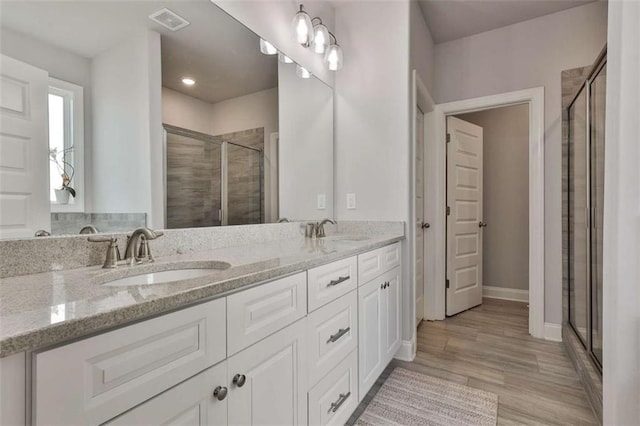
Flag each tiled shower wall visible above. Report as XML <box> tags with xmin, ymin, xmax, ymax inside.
<box><xmin>166</xmin><ymin>127</ymin><xmax>264</xmax><ymax>229</ymax></box>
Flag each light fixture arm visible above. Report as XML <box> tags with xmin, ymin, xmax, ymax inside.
<box><xmin>328</xmin><ymin>31</ymin><xmax>337</xmax><ymax>45</ymax></box>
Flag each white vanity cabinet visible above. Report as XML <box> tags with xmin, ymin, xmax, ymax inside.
<box><xmin>227</xmin><ymin>318</ymin><xmax>307</xmax><ymax>426</ymax></box>
<box><xmin>33</xmin><ymin>298</ymin><xmax>227</xmax><ymax>426</ymax></box>
<box><xmin>106</xmin><ymin>361</ymin><xmax>228</xmax><ymax>426</ymax></box>
<box><xmin>20</xmin><ymin>240</ymin><xmax>403</xmax><ymax>426</ymax></box>
<box><xmin>357</xmin><ymin>242</ymin><xmax>402</xmax><ymax>400</ymax></box>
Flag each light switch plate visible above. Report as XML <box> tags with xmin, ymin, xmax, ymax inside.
<box><xmin>346</xmin><ymin>193</ymin><xmax>356</xmax><ymax>209</ymax></box>
<box><xmin>317</xmin><ymin>194</ymin><xmax>326</xmax><ymax>209</ymax></box>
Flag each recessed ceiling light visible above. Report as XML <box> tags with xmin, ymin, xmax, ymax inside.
<box><xmin>182</xmin><ymin>77</ymin><xmax>195</xmax><ymax>86</ymax></box>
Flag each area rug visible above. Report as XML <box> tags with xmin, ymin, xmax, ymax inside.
<box><xmin>355</xmin><ymin>368</ymin><xmax>498</xmax><ymax>426</ymax></box>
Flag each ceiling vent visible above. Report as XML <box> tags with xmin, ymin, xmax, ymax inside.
<box><xmin>149</xmin><ymin>8</ymin><xmax>190</xmax><ymax>32</ymax></box>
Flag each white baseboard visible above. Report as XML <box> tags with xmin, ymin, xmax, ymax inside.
<box><xmin>544</xmin><ymin>322</ymin><xmax>563</xmax><ymax>342</ymax></box>
<box><xmin>483</xmin><ymin>285</ymin><xmax>529</xmax><ymax>302</ymax></box>
<box><xmin>394</xmin><ymin>340</ymin><xmax>416</xmax><ymax>362</ymax></box>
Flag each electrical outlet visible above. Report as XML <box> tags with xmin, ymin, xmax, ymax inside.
<box><xmin>346</xmin><ymin>193</ymin><xmax>356</xmax><ymax>209</ymax></box>
<box><xmin>317</xmin><ymin>194</ymin><xmax>326</xmax><ymax>209</ymax></box>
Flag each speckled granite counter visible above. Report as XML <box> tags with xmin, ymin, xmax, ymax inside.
<box><xmin>0</xmin><ymin>233</ymin><xmax>403</xmax><ymax>357</ymax></box>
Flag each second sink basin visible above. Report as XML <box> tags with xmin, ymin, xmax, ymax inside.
<box><xmin>98</xmin><ymin>260</ymin><xmax>231</xmax><ymax>287</ymax></box>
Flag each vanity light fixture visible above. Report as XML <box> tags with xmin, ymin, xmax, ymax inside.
<box><xmin>291</xmin><ymin>4</ymin><xmax>314</xmax><ymax>47</ymax></box>
<box><xmin>278</xmin><ymin>52</ymin><xmax>294</xmax><ymax>64</ymax></box>
<box><xmin>182</xmin><ymin>77</ymin><xmax>196</xmax><ymax>86</ymax></box>
<box><xmin>292</xmin><ymin>4</ymin><xmax>343</xmax><ymax>71</ymax></box>
<box><xmin>324</xmin><ymin>33</ymin><xmax>343</xmax><ymax>71</ymax></box>
<box><xmin>259</xmin><ymin>38</ymin><xmax>277</xmax><ymax>55</ymax></box>
<box><xmin>312</xmin><ymin>20</ymin><xmax>329</xmax><ymax>54</ymax></box>
<box><xmin>296</xmin><ymin>64</ymin><xmax>312</xmax><ymax>79</ymax></box>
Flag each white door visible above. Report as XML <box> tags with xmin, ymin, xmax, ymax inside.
<box><xmin>357</xmin><ymin>278</ymin><xmax>383</xmax><ymax>400</ymax></box>
<box><xmin>0</xmin><ymin>55</ymin><xmax>50</xmax><ymax>238</ymax></box>
<box><xmin>227</xmin><ymin>318</ymin><xmax>307</xmax><ymax>426</ymax></box>
<box><xmin>105</xmin><ymin>361</ymin><xmax>228</xmax><ymax>426</ymax></box>
<box><xmin>446</xmin><ymin>116</ymin><xmax>484</xmax><ymax>316</ymax></box>
<box><xmin>415</xmin><ymin>107</ymin><xmax>425</xmax><ymax>322</ymax></box>
<box><xmin>382</xmin><ymin>267</ymin><xmax>402</xmax><ymax>362</ymax></box>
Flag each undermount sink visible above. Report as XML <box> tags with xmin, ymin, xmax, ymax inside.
<box><xmin>320</xmin><ymin>235</ymin><xmax>369</xmax><ymax>242</ymax></box>
<box><xmin>99</xmin><ymin>261</ymin><xmax>231</xmax><ymax>287</ymax></box>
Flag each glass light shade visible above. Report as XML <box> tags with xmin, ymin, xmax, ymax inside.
<box><xmin>291</xmin><ymin>6</ymin><xmax>314</xmax><ymax>46</ymax></box>
<box><xmin>259</xmin><ymin>38</ymin><xmax>277</xmax><ymax>55</ymax></box>
<box><xmin>312</xmin><ymin>24</ymin><xmax>329</xmax><ymax>54</ymax></box>
<box><xmin>296</xmin><ymin>64</ymin><xmax>312</xmax><ymax>79</ymax></box>
<box><xmin>278</xmin><ymin>52</ymin><xmax>293</xmax><ymax>64</ymax></box>
<box><xmin>324</xmin><ymin>44</ymin><xmax>343</xmax><ymax>71</ymax></box>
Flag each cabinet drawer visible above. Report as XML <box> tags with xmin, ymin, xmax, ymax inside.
<box><xmin>106</xmin><ymin>361</ymin><xmax>227</xmax><ymax>426</ymax></box>
<box><xmin>307</xmin><ymin>290</ymin><xmax>358</xmax><ymax>387</ymax></box>
<box><xmin>308</xmin><ymin>256</ymin><xmax>357</xmax><ymax>312</ymax></box>
<box><xmin>227</xmin><ymin>272</ymin><xmax>306</xmax><ymax>356</ymax></box>
<box><xmin>33</xmin><ymin>298</ymin><xmax>226</xmax><ymax>426</ymax></box>
<box><xmin>308</xmin><ymin>349</ymin><xmax>358</xmax><ymax>426</ymax></box>
<box><xmin>358</xmin><ymin>242</ymin><xmax>401</xmax><ymax>285</ymax></box>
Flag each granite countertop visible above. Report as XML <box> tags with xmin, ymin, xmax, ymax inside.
<box><xmin>0</xmin><ymin>233</ymin><xmax>403</xmax><ymax>358</ymax></box>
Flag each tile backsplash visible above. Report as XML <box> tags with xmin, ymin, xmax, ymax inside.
<box><xmin>51</xmin><ymin>213</ymin><xmax>147</xmax><ymax>236</ymax></box>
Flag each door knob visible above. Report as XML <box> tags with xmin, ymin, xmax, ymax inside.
<box><xmin>479</xmin><ymin>221</ymin><xmax>488</xmax><ymax>228</ymax></box>
<box><xmin>213</xmin><ymin>386</ymin><xmax>228</xmax><ymax>401</ymax></box>
<box><xmin>421</xmin><ymin>222</ymin><xmax>431</xmax><ymax>229</ymax></box>
<box><xmin>233</xmin><ymin>373</ymin><xmax>246</xmax><ymax>387</ymax></box>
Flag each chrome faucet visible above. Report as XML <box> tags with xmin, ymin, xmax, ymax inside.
<box><xmin>124</xmin><ymin>227</ymin><xmax>164</xmax><ymax>266</ymax></box>
<box><xmin>317</xmin><ymin>219</ymin><xmax>336</xmax><ymax>238</ymax></box>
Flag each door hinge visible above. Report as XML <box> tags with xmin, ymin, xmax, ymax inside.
<box><xmin>445</xmin><ymin>279</ymin><xmax>450</xmax><ymax>289</ymax></box>
<box><xmin>446</xmin><ymin>206</ymin><xmax>451</xmax><ymax>216</ymax></box>
<box><xmin>446</xmin><ymin>133</ymin><xmax>451</xmax><ymax>143</ymax></box>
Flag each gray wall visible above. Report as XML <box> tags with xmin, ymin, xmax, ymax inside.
<box><xmin>434</xmin><ymin>1</ymin><xmax>607</xmax><ymax>324</ymax></box>
<box><xmin>458</xmin><ymin>104</ymin><xmax>529</xmax><ymax>291</ymax></box>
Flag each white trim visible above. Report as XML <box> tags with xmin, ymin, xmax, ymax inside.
<box><xmin>394</xmin><ymin>339</ymin><xmax>416</xmax><ymax>362</ymax></box>
<box><xmin>543</xmin><ymin>323</ymin><xmax>562</xmax><ymax>342</ymax></box>
<box><xmin>428</xmin><ymin>87</ymin><xmax>545</xmax><ymax>339</ymax></box>
<box><xmin>410</xmin><ymin>70</ymin><xmax>436</xmax><ymax>357</ymax></box>
<box><xmin>483</xmin><ymin>286</ymin><xmax>529</xmax><ymax>302</ymax></box>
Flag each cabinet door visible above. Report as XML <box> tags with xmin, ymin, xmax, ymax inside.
<box><xmin>227</xmin><ymin>318</ymin><xmax>307</xmax><ymax>426</ymax></box>
<box><xmin>106</xmin><ymin>361</ymin><xmax>227</xmax><ymax>426</ymax></box>
<box><xmin>357</xmin><ymin>278</ymin><xmax>384</xmax><ymax>400</ymax></box>
<box><xmin>34</xmin><ymin>298</ymin><xmax>226</xmax><ymax>425</ymax></box>
<box><xmin>382</xmin><ymin>267</ymin><xmax>402</xmax><ymax>363</ymax></box>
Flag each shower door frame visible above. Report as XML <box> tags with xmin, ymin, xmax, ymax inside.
<box><xmin>566</xmin><ymin>48</ymin><xmax>606</xmax><ymax>373</ymax></box>
<box><xmin>163</xmin><ymin>124</ymin><xmax>264</xmax><ymax>228</ymax></box>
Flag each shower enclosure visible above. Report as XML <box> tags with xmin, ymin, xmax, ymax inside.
<box><xmin>164</xmin><ymin>125</ymin><xmax>264</xmax><ymax>229</ymax></box>
<box><xmin>567</xmin><ymin>49</ymin><xmax>606</xmax><ymax>371</ymax></box>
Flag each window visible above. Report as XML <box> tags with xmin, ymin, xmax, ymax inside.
<box><xmin>48</xmin><ymin>78</ymin><xmax>84</xmax><ymax>212</ymax></box>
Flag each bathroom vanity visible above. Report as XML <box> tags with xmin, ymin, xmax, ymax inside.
<box><xmin>0</xmin><ymin>227</ymin><xmax>403</xmax><ymax>425</ymax></box>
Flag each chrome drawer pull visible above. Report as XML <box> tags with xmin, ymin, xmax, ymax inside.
<box><xmin>327</xmin><ymin>275</ymin><xmax>350</xmax><ymax>287</ymax></box>
<box><xmin>327</xmin><ymin>327</ymin><xmax>351</xmax><ymax>344</ymax></box>
<box><xmin>329</xmin><ymin>391</ymin><xmax>351</xmax><ymax>413</ymax></box>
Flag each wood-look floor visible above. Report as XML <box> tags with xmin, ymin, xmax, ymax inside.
<box><xmin>348</xmin><ymin>298</ymin><xmax>598</xmax><ymax>425</ymax></box>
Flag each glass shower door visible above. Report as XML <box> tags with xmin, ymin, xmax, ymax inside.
<box><xmin>568</xmin><ymin>88</ymin><xmax>589</xmax><ymax>344</ymax></box>
<box><xmin>225</xmin><ymin>142</ymin><xmax>263</xmax><ymax>225</ymax></box>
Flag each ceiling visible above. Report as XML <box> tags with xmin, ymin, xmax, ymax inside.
<box><xmin>418</xmin><ymin>0</ymin><xmax>599</xmax><ymax>44</ymax></box>
<box><xmin>0</xmin><ymin>0</ymin><xmax>278</xmax><ymax>104</ymax></box>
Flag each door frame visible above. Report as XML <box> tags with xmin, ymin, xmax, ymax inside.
<box><xmin>425</xmin><ymin>87</ymin><xmax>545</xmax><ymax>339</ymax></box>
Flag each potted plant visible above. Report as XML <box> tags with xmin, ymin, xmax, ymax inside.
<box><xmin>49</xmin><ymin>146</ymin><xmax>76</xmax><ymax>205</ymax></box>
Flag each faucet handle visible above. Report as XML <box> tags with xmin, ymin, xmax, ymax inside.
<box><xmin>88</xmin><ymin>236</ymin><xmax>121</xmax><ymax>269</ymax></box>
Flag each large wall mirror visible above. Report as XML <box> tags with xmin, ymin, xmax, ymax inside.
<box><xmin>0</xmin><ymin>0</ymin><xmax>334</xmax><ymax>239</ymax></box>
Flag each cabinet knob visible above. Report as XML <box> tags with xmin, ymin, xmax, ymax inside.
<box><xmin>213</xmin><ymin>386</ymin><xmax>227</xmax><ymax>401</ymax></box>
<box><xmin>479</xmin><ymin>221</ymin><xmax>488</xmax><ymax>228</ymax></box>
<box><xmin>421</xmin><ymin>222</ymin><xmax>431</xmax><ymax>229</ymax></box>
<box><xmin>233</xmin><ymin>373</ymin><xmax>247</xmax><ymax>387</ymax></box>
